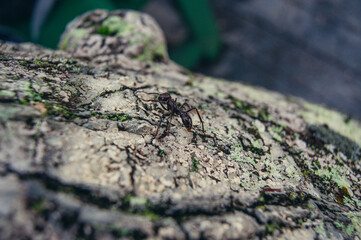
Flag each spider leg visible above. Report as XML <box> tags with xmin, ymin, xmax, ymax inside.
<box><xmin>154</xmin><ymin>101</ymin><xmax>172</xmax><ymax>138</ymax></box>
<box><xmin>165</xmin><ymin>102</ymin><xmax>177</xmax><ymax>136</ymax></box>
<box><xmin>165</xmin><ymin>113</ymin><xmax>174</xmax><ymax>136</ymax></box>
<box><xmin>136</xmin><ymin>90</ymin><xmax>159</xmax><ymax>101</ymax></box>
<box><xmin>180</xmin><ymin>102</ymin><xmax>191</xmax><ymax>111</ymax></box>
<box><xmin>184</xmin><ymin>107</ymin><xmax>205</xmax><ymax>134</ymax></box>
<box><xmin>153</xmin><ymin>112</ymin><xmax>171</xmax><ymax>139</ymax></box>
<box><xmin>159</xmin><ymin>102</ymin><xmax>168</xmax><ymax>111</ymax></box>
<box><xmin>140</xmin><ymin>97</ymin><xmax>157</xmax><ymax>102</ymax></box>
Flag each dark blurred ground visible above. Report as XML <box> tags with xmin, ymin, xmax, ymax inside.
<box><xmin>199</xmin><ymin>0</ymin><xmax>361</xmax><ymax>119</ymax></box>
<box><xmin>147</xmin><ymin>0</ymin><xmax>361</xmax><ymax>119</ymax></box>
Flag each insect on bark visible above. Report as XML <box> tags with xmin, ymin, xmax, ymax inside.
<box><xmin>141</xmin><ymin>92</ymin><xmax>205</xmax><ymax>139</ymax></box>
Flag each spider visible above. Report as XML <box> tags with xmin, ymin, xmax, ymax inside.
<box><xmin>141</xmin><ymin>92</ymin><xmax>205</xmax><ymax>139</ymax></box>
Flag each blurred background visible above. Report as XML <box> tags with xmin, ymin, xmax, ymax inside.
<box><xmin>1</xmin><ymin>0</ymin><xmax>360</xmax><ymax>119</ymax></box>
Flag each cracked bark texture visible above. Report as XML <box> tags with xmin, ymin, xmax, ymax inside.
<box><xmin>1</xmin><ymin>9</ymin><xmax>361</xmax><ymax>240</ymax></box>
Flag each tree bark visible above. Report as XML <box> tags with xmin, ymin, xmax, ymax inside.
<box><xmin>0</xmin><ymin>9</ymin><xmax>360</xmax><ymax>240</ymax></box>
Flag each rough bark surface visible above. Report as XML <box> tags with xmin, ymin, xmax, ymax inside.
<box><xmin>0</xmin><ymin>10</ymin><xmax>360</xmax><ymax>240</ymax></box>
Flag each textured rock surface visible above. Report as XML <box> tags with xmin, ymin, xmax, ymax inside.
<box><xmin>1</xmin><ymin>10</ymin><xmax>361</xmax><ymax>240</ymax></box>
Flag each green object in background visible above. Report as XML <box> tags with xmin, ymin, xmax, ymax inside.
<box><xmin>37</xmin><ymin>0</ymin><xmax>115</xmax><ymax>48</ymax></box>
<box><xmin>2</xmin><ymin>0</ymin><xmax>220</xmax><ymax>69</ymax></box>
<box><xmin>172</xmin><ymin>0</ymin><xmax>220</xmax><ymax>68</ymax></box>
<box><xmin>112</xmin><ymin>0</ymin><xmax>150</xmax><ymax>10</ymax></box>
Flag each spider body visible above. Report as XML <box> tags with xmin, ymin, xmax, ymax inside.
<box><xmin>143</xmin><ymin>92</ymin><xmax>205</xmax><ymax>138</ymax></box>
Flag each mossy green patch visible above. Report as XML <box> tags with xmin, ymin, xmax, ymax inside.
<box><xmin>94</xmin><ymin>224</ymin><xmax>132</xmax><ymax>238</ymax></box>
<box><xmin>312</xmin><ymin>162</ymin><xmax>359</xmax><ymax>206</ymax></box>
<box><xmin>230</xmin><ymin>96</ymin><xmax>257</xmax><ymax>117</ymax></box>
<box><xmin>334</xmin><ymin>213</ymin><xmax>361</xmax><ymax>237</ymax></box>
<box><xmin>271</xmin><ymin>132</ymin><xmax>282</xmax><ymax>142</ymax></box>
<box><xmin>190</xmin><ymin>153</ymin><xmax>199</xmax><ymax>172</ymax></box>
<box><xmin>315</xmin><ymin>222</ymin><xmax>327</xmax><ymax>238</ymax></box>
<box><xmin>211</xmin><ymin>125</ymin><xmax>301</xmax><ymax>190</ymax></box>
<box><xmin>58</xmin><ymin>28</ymin><xmax>90</xmax><ymax>51</ymax></box>
<box><xmin>15</xmin><ymin>82</ymin><xmax>80</xmax><ymax>120</ymax></box>
<box><xmin>28</xmin><ymin>198</ymin><xmax>48</xmax><ymax>213</ymax></box>
<box><xmin>110</xmin><ymin>227</ymin><xmax>130</xmax><ymax>238</ymax></box>
<box><xmin>269</xmin><ymin>125</ymin><xmax>284</xmax><ymax>142</ymax></box>
<box><xmin>259</xmin><ymin>108</ymin><xmax>272</xmax><ymax>121</ymax></box>
<box><xmin>346</xmin><ymin>212</ymin><xmax>361</xmax><ymax>237</ymax></box>
<box><xmin>254</xmin><ymin>120</ymin><xmax>265</xmax><ymax>133</ymax></box>
<box><xmin>18</xmin><ymin>58</ymin><xmax>87</xmax><ymax>75</ymax></box>
<box><xmin>97</xmin><ymin>25</ymin><xmax>113</xmax><ymax>36</ymax></box>
<box><xmin>0</xmin><ymin>105</ymin><xmax>34</xmax><ymax>121</ymax></box>
<box><xmin>273</xmin><ymin>125</ymin><xmax>284</xmax><ymax>133</ymax></box>
<box><xmin>300</xmin><ymin>102</ymin><xmax>361</xmax><ymax>147</ymax></box>
<box><xmin>96</xmin><ymin>16</ymin><xmax>132</xmax><ymax>37</ymax></box>
<box><xmin>314</xmin><ymin>165</ymin><xmax>350</xmax><ymax>189</ymax></box>
<box><xmin>243</xmin><ymin>142</ymin><xmax>264</xmax><ymax>155</ymax></box>
<box><xmin>251</xmin><ymin>139</ymin><xmax>261</xmax><ymax>149</ymax></box>
<box><xmin>343</xmin><ymin>196</ymin><xmax>361</xmax><ymax>207</ymax></box>
<box><xmin>306</xmin><ymin>124</ymin><xmax>360</xmax><ymax>160</ymax></box>
<box><xmin>229</xmin><ymin>96</ymin><xmax>271</xmax><ymax>120</ymax></box>
<box><xmin>101</xmin><ymin>113</ymin><xmax>130</xmax><ymax>122</ymax></box>
<box><xmin>0</xmin><ymin>90</ymin><xmax>16</xmax><ymax>99</ymax></box>
<box><xmin>229</xmin><ymin>144</ymin><xmax>250</xmax><ymax>164</ymax></box>
<box><xmin>158</xmin><ymin>150</ymin><xmax>164</xmax><ymax>157</ymax></box>
<box><xmin>129</xmin><ymin>196</ymin><xmax>147</xmax><ymax>206</ymax></box>
<box><xmin>23</xmin><ymin>83</ymin><xmax>45</xmax><ymax>102</ymax></box>
<box><xmin>136</xmin><ymin>36</ymin><xmax>166</xmax><ymax>62</ymax></box>
<box><xmin>43</xmin><ymin>101</ymin><xmax>77</xmax><ymax>119</ymax></box>
<box><xmin>122</xmin><ymin>195</ymin><xmax>160</xmax><ymax>221</ymax></box>
<box><xmin>32</xmin><ymin>59</ymin><xmax>54</xmax><ymax>68</ymax></box>
<box><xmin>265</xmin><ymin>222</ymin><xmax>281</xmax><ymax>234</ymax></box>
<box><xmin>11</xmin><ymin>75</ymin><xmax>20</xmax><ymax>80</ymax></box>
<box><xmin>62</xmin><ymin>85</ymin><xmax>79</xmax><ymax>95</ymax></box>
<box><xmin>236</xmin><ymin>83</ymin><xmax>286</xmax><ymax>106</ymax></box>
<box><xmin>288</xmin><ymin>191</ymin><xmax>297</xmax><ymax>200</ymax></box>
